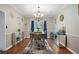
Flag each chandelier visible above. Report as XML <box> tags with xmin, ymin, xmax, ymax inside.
<box><xmin>34</xmin><ymin>6</ymin><xmax>44</xmax><ymax>18</ymax></box>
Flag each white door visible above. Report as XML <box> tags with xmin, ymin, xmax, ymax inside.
<box><xmin>0</xmin><ymin>11</ymin><xmax>5</xmax><ymax>50</ymax></box>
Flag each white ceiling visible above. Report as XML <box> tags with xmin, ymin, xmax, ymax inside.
<box><xmin>11</xmin><ymin>4</ymin><xmax>65</xmax><ymax>18</ymax></box>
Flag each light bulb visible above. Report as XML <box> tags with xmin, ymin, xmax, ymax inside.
<box><xmin>38</xmin><ymin>12</ymin><xmax>41</xmax><ymax>16</ymax></box>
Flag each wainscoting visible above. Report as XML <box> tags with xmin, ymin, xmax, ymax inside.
<box><xmin>66</xmin><ymin>34</ymin><xmax>79</xmax><ymax>54</ymax></box>
<box><xmin>5</xmin><ymin>31</ymin><xmax>27</xmax><ymax>51</ymax></box>
<box><xmin>6</xmin><ymin>33</ymin><xmax>12</xmax><ymax>51</ymax></box>
<box><xmin>59</xmin><ymin>35</ymin><xmax>67</xmax><ymax>47</ymax></box>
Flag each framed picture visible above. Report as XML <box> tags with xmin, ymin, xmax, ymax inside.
<box><xmin>59</xmin><ymin>14</ymin><xmax>64</xmax><ymax>22</ymax></box>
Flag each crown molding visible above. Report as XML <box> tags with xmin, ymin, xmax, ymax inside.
<box><xmin>54</xmin><ymin>5</ymin><xmax>68</xmax><ymax>17</ymax></box>
<box><xmin>58</xmin><ymin>5</ymin><xmax>68</xmax><ymax>14</ymax></box>
<box><xmin>9</xmin><ymin>5</ymin><xmax>25</xmax><ymax>17</ymax></box>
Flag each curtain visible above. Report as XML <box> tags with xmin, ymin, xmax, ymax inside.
<box><xmin>44</xmin><ymin>21</ymin><xmax>47</xmax><ymax>38</ymax></box>
<box><xmin>44</xmin><ymin>21</ymin><xmax>47</xmax><ymax>32</ymax></box>
<box><xmin>31</xmin><ymin>21</ymin><xmax>34</xmax><ymax>32</ymax></box>
<box><xmin>31</xmin><ymin>20</ymin><xmax>47</xmax><ymax>32</ymax></box>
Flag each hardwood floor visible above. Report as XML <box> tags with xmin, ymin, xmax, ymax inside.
<box><xmin>3</xmin><ymin>38</ymin><xmax>31</xmax><ymax>54</ymax></box>
<box><xmin>48</xmin><ymin>39</ymin><xmax>72</xmax><ymax>54</ymax></box>
<box><xmin>2</xmin><ymin>38</ymin><xmax>72</xmax><ymax>54</ymax></box>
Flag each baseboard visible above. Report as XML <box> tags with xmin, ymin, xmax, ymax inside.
<box><xmin>26</xmin><ymin>38</ymin><xmax>30</xmax><ymax>39</ymax></box>
<box><xmin>2</xmin><ymin>38</ymin><xmax>28</xmax><ymax>51</ymax></box>
<box><xmin>3</xmin><ymin>45</ymin><xmax>12</xmax><ymax>51</ymax></box>
<box><xmin>66</xmin><ymin>47</ymin><xmax>77</xmax><ymax>54</ymax></box>
<box><xmin>60</xmin><ymin>42</ymin><xmax>65</xmax><ymax>47</ymax></box>
<box><xmin>60</xmin><ymin>42</ymin><xmax>77</xmax><ymax>54</ymax></box>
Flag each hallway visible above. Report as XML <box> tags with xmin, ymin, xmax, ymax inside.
<box><xmin>0</xmin><ymin>4</ymin><xmax>79</xmax><ymax>54</ymax></box>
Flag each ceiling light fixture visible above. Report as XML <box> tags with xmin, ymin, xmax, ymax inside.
<box><xmin>34</xmin><ymin>6</ymin><xmax>44</xmax><ymax>19</ymax></box>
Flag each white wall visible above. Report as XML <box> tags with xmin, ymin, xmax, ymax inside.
<box><xmin>55</xmin><ymin>5</ymin><xmax>79</xmax><ymax>35</ymax></box>
<box><xmin>26</xmin><ymin>17</ymin><xmax>55</xmax><ymax>38</ymax></box>
<box><xmin>0</xmin><ymin>5</ymin><xmax>27</xmax><ymax>50</ymax></box>
<box><xmin>46</xmin><ymin>17</ymin><xmax>55</xmax><ymax>38</ymax></box>
<box><xmin>55</xmin><ymin>4</ymin><xmax>79</xmax><ymax>53</ymax></box>
<box><xmin>26</xmin><ymin>17</ymin><xmax>31</xmax><ymax>38</ymax></box>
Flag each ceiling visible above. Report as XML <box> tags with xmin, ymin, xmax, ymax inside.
<box><xmin>11</xmin><ymin>4</ymin><xmax>65</xmax><ymax>18</ymax></box>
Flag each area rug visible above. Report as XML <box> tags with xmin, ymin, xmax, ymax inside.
<box><xmin>21</xmin><ymin>40</ymin><xmax>54</xmax><ymax>54</ymax></box>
